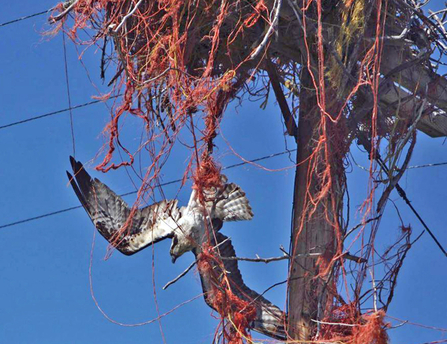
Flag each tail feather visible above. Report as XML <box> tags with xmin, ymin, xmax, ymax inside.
<box><xmin>250</xmin><ymin>292</ymin><xmax>287</xmax><ymax>340</ymax></box>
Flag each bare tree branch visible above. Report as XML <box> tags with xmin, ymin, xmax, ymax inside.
<box><xmin>163</xmin><ymin>261</ymin><xmax>197</xmax><ymax>290</ymax></box>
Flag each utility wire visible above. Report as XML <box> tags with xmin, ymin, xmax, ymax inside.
<box><xmin>376</xmin><ymin>154</ymin><xmax>447</xmax><ymax>257</ymax></box>
<box><xmin>394</xmin><ymin>182</ymin><xmax>447</xmax><ymax>257</ymax></box>
<box><xmin>357</xmin><ymin>134</ymin><xmax>447</xmax><ymax>257</ymax></box>
<box><xmin>407</xmin><ymin>161</ymin><xmax>447</xmax><ymax>169</ymax></box>
<box><xmin>0</xmin><ymin>96</ymin><xmax>121</xmax><ymax>130</ymax></box>
<box><xmin>0</xmin><ymin>9</ymin><xmax>52</xmax><ymax>28</ymax></box>
<box><xmin>0</xmin><ymin>149</ymin><xmax>296</xmax><ymax>230</ymax></box>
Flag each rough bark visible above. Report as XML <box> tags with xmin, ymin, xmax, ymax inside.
<box><xmin>287</xmin><ymin>69</ymin><xmax>343</xmax><ymax>340</ymax></box>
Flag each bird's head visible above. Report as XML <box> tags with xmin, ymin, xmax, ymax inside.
<box><xmin>169</xmin><ymin>234</ymin><xmax>191</xmax><ymax>263</ymax></box>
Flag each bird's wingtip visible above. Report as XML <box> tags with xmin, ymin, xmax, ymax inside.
<box><xmin>69</xmin><ymin>155</ymin><xmax>77</xmax><ymax>171</ymax></box>
<box><xmin>69</xmin><ymin>156</ymin><xmax>86</xmax><ymax>175</ymax></box>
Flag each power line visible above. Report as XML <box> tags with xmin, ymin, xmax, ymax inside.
<box><xmin>375</xmin><ymin>155</ymin><xmax>447</xmax><ymax>257</ymax></box>
<box><xmin>0</xmin><ymin>9</ymin><xmax>52</xmax><ymax>28</ymax></box>
<box><xmin>221</xmin><ymin>149</ymin><xmax>296</xmax><ymax>170</ymax></box>
<box><xmin>4</xmin><ymin>95</ymin><xmax>446</xmax><ymax>171</ymax></box>
<box><xmin>353</xmin><ymin>159</ymin><xmax>447</xmax><ymax>171</ymax></box>
<box><xmin>407</xmin><ymin>161</ymin><xmax>447</xmax><ymax>169</ymax></box>
<box><xmin>0</xmin><ymin>96</ymin><xmax>120</xmax><ymax>130</ymax></box>
<box><xmin>0</xmin><ymin>149</ymin><xmax>296</xmax><ymax>229</ymax></box>
<box><xmin>357</xmin><ymin>134</ymin><xmax>447</xmax><ymax>257</ymax></box>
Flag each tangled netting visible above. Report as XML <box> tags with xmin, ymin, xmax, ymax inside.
<box><xmin>199</xmin><ymin>243</ymin><xmax>258</xmax><ymax>344</ymax></box>
<box><xmin>51</xmin><ymin>0</ymin><xmax>447</xmax><ymax>342</ymax></box>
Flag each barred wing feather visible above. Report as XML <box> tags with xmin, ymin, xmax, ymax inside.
<box><xmin>203</xmin><ymin>176</ymin><xmax>254</xmax><ymax>222</ymax></box>
<box><xmin>67</xmin><ymin>156</ymin><xmax>179</xmax><ymax>255</ymax></box>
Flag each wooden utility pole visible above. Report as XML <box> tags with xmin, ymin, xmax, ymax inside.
<box><xmin>283</xmin><ymin>2</ymin><xmax>447</xmax><ymax>339</ymax></box>
<box><xmin>287</xmin><ymin>69</ymin><xmax>343</xmax><ymax>340</ymax></box>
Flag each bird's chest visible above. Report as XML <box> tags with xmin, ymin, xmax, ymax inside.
<box><xmin>179</xmin><ymin>210</ymin><xmax>210</xmax><ymax>245</ymax></box>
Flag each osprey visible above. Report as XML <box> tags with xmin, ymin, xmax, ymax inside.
<box><xmin>67</xmin><ymin>156</ymin><xmax>287</xmax><ymax>340</ymax></box>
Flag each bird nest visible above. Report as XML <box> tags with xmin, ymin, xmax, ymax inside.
<box><xmin>51</xmin><ymin>0</ymin><xmax>291</xmax><ymax>178</ymax></box>
<box><xmin>50</xmin><ymin>0</ymin><xmax>447</xmax><ymax>175</ymax></box>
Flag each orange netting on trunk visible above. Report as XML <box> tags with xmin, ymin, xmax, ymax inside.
<box><xmin>320</xmin><ymin>305</ymin><xmax>389</xmax><ymax>344</ymax></box>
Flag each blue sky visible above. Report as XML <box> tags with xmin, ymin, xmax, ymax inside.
<box><xmin>0</xmin><ymin>1</ymin><xmax>446</xmax><ymax>343</ymax></box>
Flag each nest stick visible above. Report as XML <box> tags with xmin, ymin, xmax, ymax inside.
<box><xmin>163</xmin><ymin>260</ymin><xmax>197</xmax><ymax>290</ymax></box>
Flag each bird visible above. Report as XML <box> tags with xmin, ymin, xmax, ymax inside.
<box><xmin>67</xmin><ymin>156</ymin><xmax>287</xmax><ymax>340</ymax></box>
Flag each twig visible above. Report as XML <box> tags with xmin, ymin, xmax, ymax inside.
<box><xmin>280</xmin><ymin>247</ymin><xmax>311</xmax><ymax>273</ymax></box>
<box><xmin>388</xmin><ymin>320</ymin><xmax>408</xmax><ymax>330</ymax></box>
<box><xmin>429</xmin><ymin>11</ymin><xmax>447</xmax><ymax>38</ymax></box>
<box><xmin>311</xmin><ymin>319</ymin><xmax>357</xmax><ymax>327</ymax></box>
<box><xmin>243</xmin><ymin>276</ymin><xmax>301</xmax><ymax>310</ymax></box>
<box><xmin>221</xmin><ymin>255</ymin><xmax>288</xmax><ymax>264</ymax></box>
<box><xmin>279</xmin><ymin>246</ymin><xmax>323</xmax><ymax>259</ymax></box>
<box><xmin>376</xmin><ymin>127</ymin><xmax>417</xmax><ymax>213</ymax></box>
<box><xmin>163</xmin><ymin>260</ymin><xmax>197</xmax><ymax>290</ymax></box>
<box><xmin>107</xmin><ymin>67</ymin><xmax>124</xmax><ymax>87</ymax></box>
<box><xmin>344</xmin><ymin>215</ymin><xmax>382</xmax><ymax>239</ymax></box>
<box><xmin>250</xmin><ymin>0</ymin><xmax>282</xmax><ymax>60</ymax></box>
<box><xmin>259</xmin><ymin>278</ymin><xmax>295</xmax><ymax>298</ymax></box>
<box><xmin>343</xmin><ymin>253</ymin><xmax>367</xmax><ymax>264</ymax></box>
<box><xmin>395</xmin><ymin>0</ymin><xmax>447</xmax><ymax>43</ymax></box>
<box><xmin>140</xmin><ymin>68</ymin><xmax>171</xmax><ymax>86</ymax></box>
<box><xmin>265</xmin><ymin>58</ymin><xmax>298</xmax><ymax>140</ymax></box>
<box><xmin>213</xmin><ymin>236</ymin><xmax>231</xmax><ymax>250</ymax></box>
<box><xmin>279</xmin><ymin>245</ymin><xmax>365</xmax><ymax>264</ymax></box>
<box><xmin>369</xmin><ymin>268</ymin><xmax>378</xmax><ymax>312</ymax></box>
<box><xmin>100</xmin><ymin>36</ymin><xmax>108</xmax><ymax>80</ymax></box>
<box><xmin>400</xmin><ymin>94</ymin><xmax>427</xmax><ymax>145</ymax></box>
<box><xmin>49</xmin><ymin>0</ymin><xmax>81</xmax><ymax>23</ymax></box>
<box><xmin>114</xmin><ymin>0</ymin><xmax>144</xmax><ymax>33</ymax></box>
<box><xmin>428</xmin><ymin>8</ymin><xmax>447</xmax><ymax>19</ymax></box>
<box><xmin>279</xmin><ymin>246</ymin><xmax>323</xmax><ymax>273</ymax></box>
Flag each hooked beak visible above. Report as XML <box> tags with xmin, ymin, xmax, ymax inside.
<box><xmin>171</xmin><ymin>255</ymin><xmax>177</xmax><ymax>264</ymax></box>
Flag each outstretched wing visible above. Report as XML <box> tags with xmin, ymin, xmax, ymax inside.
<box><xmin>195</xmin><ymin>232</ymin><xmax>287</xmax><ymax>341</ymax></box>
<box><xmin>67</xmin><ymin>156</ymin><xmax>180</xmax><ymax>255</ymax></box>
